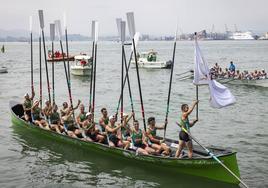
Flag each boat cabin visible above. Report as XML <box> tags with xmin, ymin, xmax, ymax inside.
<box><xmin>74</xmin><ymin>55</ymin><xmax>92</xmax><ymax>66</ymax></box>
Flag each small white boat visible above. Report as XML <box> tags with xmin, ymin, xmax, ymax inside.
<box><xmin>132</xmin><ymin>51</ymin><xmax>172</xmax><ymax>69</ymax></box>
<box><xmin>70</xmin><ymin>55</ymin><xmax>92</xmax><ymax>76</ymax></box>
<box><xmin>0</xmin><ymin>66</ymin><xmax>8</xmax><ymax>73</ymax></box>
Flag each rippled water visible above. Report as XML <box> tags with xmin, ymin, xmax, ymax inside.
<box><xmin>0</xmin><ymin>41</ymin><xmax>268</xmax><ymax>187</ymax></box>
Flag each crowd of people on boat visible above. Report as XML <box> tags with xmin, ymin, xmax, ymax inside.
<box><xmin>48</xmin><ymin>50</ymin><xmax>66</xmax><ymax>58</ymax></box>
<box><xmin>22</xmin><ymin>92</ymin><xmax>199</xmax><ymax>158</ymax></box>
<box><xmin>210</xmin><ymin>62</ymin><xmax>267</xmax><ymax>80</ymax></box>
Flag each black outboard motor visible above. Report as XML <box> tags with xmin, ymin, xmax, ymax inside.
<box><xmin>165</xmin><ymin>60</ymin><xmax>173</xmax><ymax>69</ymax></box>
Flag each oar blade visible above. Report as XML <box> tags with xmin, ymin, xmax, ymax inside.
<box><xmin>120</xmin><ymin>21</ymin><xmax>126</xmax><ymax>43</ymax></box>
<box><xmin>126</xmin><ymin>12</ymin><xmax>136</xmax><ymax>39</ymax></box>
<box><xmin>91</xmin><ymin>21</ymin><xmax>99</xmax><ymax>42</ymax></box>
<box><xmin>29</xmin><ymin>16</ymin><xmax>33</xmax><ymax>32</ymax></box>
<box><xmin>38</xmin><ymin>10</ymin><xmax>45</xmax><ymax>29</ymax></box>
<box><xmin>116</xmin><ymin>18</ymin><xmax>122</xmax><ymax>38</ymax></box>
<box><xmin>50</xmin><ymin>23</ymin><xmax>55</xmax><ymax>42</ymax></box>
<box><xmin>55</xmin><ymin>20</ymin><xmax>63</xmax><ymax>40</ymax></box>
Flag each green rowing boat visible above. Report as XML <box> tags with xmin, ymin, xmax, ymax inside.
<box><xmin>10</xmin><ymin>100</ymin><xmax>241</xmax><ymax>184</ymax></box>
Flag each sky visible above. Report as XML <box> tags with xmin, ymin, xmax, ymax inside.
<box><xmin>0</xmin><ymin>0</ymin><xmax>267</xmax><ymax>36</ymax></box>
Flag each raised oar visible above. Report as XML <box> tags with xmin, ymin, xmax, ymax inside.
<box><xmin>116</xmin><ymin>18</ymin><xmax>135</xmax><ymax>120</ymax></box>
<box><xmin>88</xmin><ymin>21</ymin><xmax>95</xmax><ymax>112</ymax></box>
<box><xmin>39</xmin><ymin>30</ymin><xmax>43</xmax><ymax>109</ymax></box>
<box><xmin>91</xmin><ymin>21</ymin><xmax>99</xmax><ymax>123</ymax></box>
<box><xmin>176</xmin><ymin>122</ymin><xmax>248</xmax><ymax>188</ymax></box>
<box><xmin>63</xmin><ymin>13</ymin><xmax>71</xmax><ymax>81</ymax></box>
<box><xmin>38</xmin><ymin>10</ymin><xmax>51</xmax><ymax>103</ymax></box>
<box><xmin>55</xmin><ymin>20</ymin><xmax>75</xmax><ymax>117</ymax></box>
<box><xmin>194</xmin><ymin>33</ymin><xmax>199</xmax><ymax>120</ymax></box>
<box><xmin>50</xmin><ymin>23</ymin><xmax>56</xmax><ymax>105</ymax></box>
<box><xmin>127</xmin><ymin>12</ymin><xmax>146</xmax><ymax>131</ymax></box>
<box><xmin>163</xmin><ymin>30</ymin><xmax>178</xmax><ymax>140</ymax></box>
<box><xmin>119</xmin><ymin>21</ymin><xmax>126</xmax><ymax>124</ymax></box>
<box><xmin>29</xmin><ymin>16</ymin><xmax>34</xmax><ymax>97</ymax></box>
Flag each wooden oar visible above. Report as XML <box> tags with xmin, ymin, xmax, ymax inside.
<box><xmin>89</xmin><ymin>21</ymin><xmax>96</xmax><ymax>112</ymax></box>
<box><xmin>38</xmin><ymin>10</ymin><xmax>51</xmax><ymax>103</ymax></box>
<box><xmin>50</xmin><ymin>23</ymin><xmax>56</xmax><ymax>105</ymax></box>
<box><xmin>91</xmin><ymin>21</ymin><xmax>99</xmax><ymax>123</ymax></box>
<box><xmin>29</xmin><ymin>16</ymin><xmax>34</xmax><ymax>98</ymax></box>
<box><xmin>175</xmin><ymin>122</ymin><xmax>248</xmax><ymax>188</ymax></box>
<box><xmin>163</xmin><ymin>29</ymin><xmax>177</xmax><ymax>140</ymax></box>
<box><xmin>63</xmin><ymin>13</ymin><xmax>71</xmax><ymax>82</ymax></box>
<box><xmin>127</xmin><ymin>12</ymin><xmax>146</xmax><ymax>131</ymax></box>
<box><xmin>120</xmin><ymin>21</ymin><xmax>126</xmax><ymax>124</ymax></box>
<box><xmin>39</xmin><ymin>30</ymin><xmax>43</xmax><ymax>109</ymax></box>
<box><xmin>55</xmin><ymin>20</ymin><xmax>75</xmax><ymax>118</ymax></box>
<box><xmin>115</xmin><ymin>18</ymin><xmax>135</xmax><ymax>120</ymax></box>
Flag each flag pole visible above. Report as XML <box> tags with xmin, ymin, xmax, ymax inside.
<box><xmin>194</xmin><ymin>32</ymin><xmax>199</xmax><ymax>120</ymax></box>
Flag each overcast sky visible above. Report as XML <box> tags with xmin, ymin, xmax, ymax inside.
<box><xmin>0</xmin><ymin>0</ymin><xmax>267</xmax><ymax>36</ymax></box>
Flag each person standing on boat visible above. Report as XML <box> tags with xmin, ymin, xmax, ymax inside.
<box><xmin>83</xmin><ymin>112</ymin><xmax>105</xmax><ymax>143</ymax></box>
<box><xmin>146</xmin><ymin>117</ymin><xmax>170</xmax><ymax>156</ymax></box>
<box><xmin>228</xmin><ymin>61</ymin><xmax>235</xmax><ymax>75</ymax></box>
<box><xmin>61</xmin><ymin>107</ymin><xmax>83</xmax><ymax>138</ymax></box>
<box><xmin>76</xmin><ymin>104</ymin><xmax>87</xmax><ymax>128</ymax></box>
<box><xmin>106</xmin><ymin>115</ymin><xmax>130</xmax><ymax>150</ymax></box>
<box><xmin>49</xmin><ymin>104</ymin><xmax>64</xmax><ymax>134</ymax></box>
<box><xmin>99</xmin><ymin>108</ymin><xmax>109</xmax><ymax>132</ymax></box>
<box><xmin>175</xmin><ymin>101</ymin><xmax>199</xmax><ymax>158</ymax></box>
<box><xmin>22</xmin><ymin>92</ymin><xmax>35</xmax><ymax>122</ymax></box>
<box><xmin>31</xmin><ymin>100</ymin><xmax>50</xmax><ymax>130</ymax></box>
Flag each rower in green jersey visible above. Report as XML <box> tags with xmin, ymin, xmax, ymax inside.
<box><xmin>49</xmin><ymin>104</ymin><xmax>64</xmax><ymax>134</ymax></box>
<box><xmin>99</xmin><ymin>108</ymin><xmax>109</xmax><ymax>132</ymax></box>
<box><xmin>76</xmin><ymin>104</ymin><xmax>87</xmax><ymax>128</ymax></box>
<box><xmin>123</xmin><ymin>113</ymin><xmax>156</xmax><ymax>155</ymax></box>
<box><xmin>31</xmin><ymin>100</ymin><xmax>50</xmax><ymax>130</ymax></box>
<box><xmin>146</xmin><ymin>117</ymin><xmax>170</xmax><ymax>156</ymax></box>
<box><xmin>175</xmin><ymin>100</ymin><xmax>198</xmax><ymax>158</ymax></box>
<box><xmin>22</xmin><ymin>92</ymin><xmax>35</xmax><ymax>122</ymax></box>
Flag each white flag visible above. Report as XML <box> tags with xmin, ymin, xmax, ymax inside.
<box><xmin>194</xmin><ymin>39</ymin><xmax>236</xmax><ymax>108</ymax></box>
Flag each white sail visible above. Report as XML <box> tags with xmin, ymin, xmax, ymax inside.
<box><xmin>194</xmin><ymin>39</ymin><xmax>236</xmax><ymax>108</ymax></box>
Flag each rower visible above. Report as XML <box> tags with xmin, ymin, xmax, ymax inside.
<box><xmin>22</xmin><ymin>91</ymin><xmax>35</xmax><ymax>122</ymax></box>
<box><xmin>31</xmin><ymin>100</ymin><xmax>50</xmax><ymax>130</ymax></box>
<box><xmin>60</xmin><ymin>99</ymin><xmax>81</xmax><ymax>117</ymax></box>
<box><xmin>76</xmin><ymin>104</ymin><xmax>87</xmax><ymax>128</ymax></box>
<box><xmin>119</xmin><ymin>113</ymin><xmax>131</xmax><ymax>142</ymax></box>
<box><xmin>124</xmin><ymin>114</ymin><xmax>155</xmax><ymax>155</ymax></box>
<box><xmin>105</xmin><ymin>115</ymin><xmax>130</xmax><ymax>149</ymax></box>
<box><xmin>146</xmin><ymin>117</ymin><xmax>170</xmax><ymax>156</ymax></box>
<box><xmin>49</xmin><ymin>104</ymin><xmax>64</xmax><ymax>134</ymax></box>
<box><xmin>99</xmin><ymin>108</ymin><xmax>109</xmax><ymax>132</ymax></box>
<box><xmin>82</xmin><ymin>112</ymin><xmax>105</xmax><ymax>143</ymax></box>
<box><xmin>61</xmin><ymin>107</ymin><xmax>83</xmax><ymax>138</ymax></box>
<box><xmin>228</xmin><ymin>61</ymin><xmax>235</xmax><ymax>74</ymax></box>
<box><xmin>42</xmin><ymin>100</ymin><xmax>52</xmax><ymax>120</ymax></box>
<box><xmin>175</xmin><ymin>100</ymin><xmax>198</xmax><ymax>158</ymax></box>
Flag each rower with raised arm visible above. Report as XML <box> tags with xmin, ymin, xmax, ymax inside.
<box><xmin>82</xmin><ymin>112</ymin><xmax>105</xmax><ymax>143</ymax></box>
<box><xmin>60</xmin><ymin>99</ymin><xmax>81</xmax><ymax>117</ymax></box>
<box><xmin>146</xmin><ymin>117</ymin><xmax>170</xmax><ymax>156</ymax></box>
<box><xmin>61</xmin><ymin>107</ymin><xmax>83</xmax><ymax>138</ymax></box>
<box><xmin>22</xmin><ymin>91</ymin><xmax>35</xmax><ymax>122</ymax></box>
<box><xmin>124</xmin><ymin>113</ymin><xmax>156</xmax><ymax>155</ymax></box>
<box><xmin>105</xmin><ymin>115</ymin><xmax>130</xmax><ymax>149</ymax></box>
<box><xmin>49</xmin><ymin>104</ymin><xmax>64</xmax><ymax>134</ymax></box>
<box><xmin>31</xmin><ymin>100</ymin><xmax>50</xmax><ymax>130</ymax></box>
<box><xmin>175</xmin><ymin>100</ymin><xmax>199</xmax><ymax>158</ymax></box>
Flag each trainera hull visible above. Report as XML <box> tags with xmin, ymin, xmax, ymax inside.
<box><xmin>10</xmin><ymin>101</ymin><xmax>240</xmax><ymax>184</ymax></box>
